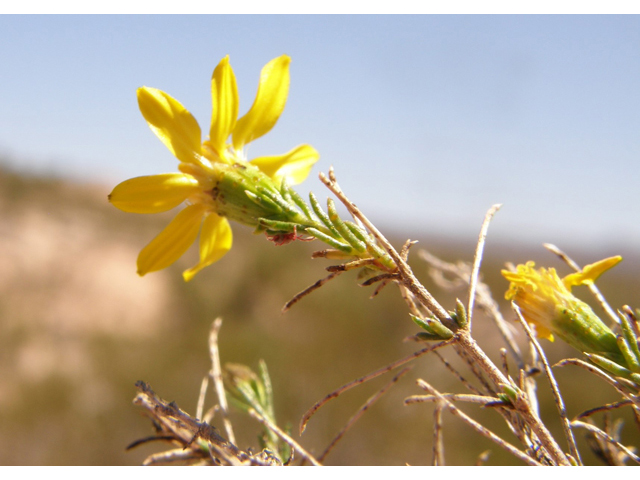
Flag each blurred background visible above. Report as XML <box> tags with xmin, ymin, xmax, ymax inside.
<box><xmin>0</xmin><ymin>15</ymin><xmax>638</xmax><ymax>465</ymax></box>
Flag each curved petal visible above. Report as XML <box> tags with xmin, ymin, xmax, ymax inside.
<box><xmin>183</xmin><ymin>213</ymin><xmax>233</xmax><ymax>281</ymax></box>
<box><xmin>232</xmin><ymin>55</ymin><xmax>291</xmax><ymax>150</ymax></box>
<box><xmin>250</xmin><ymin>144</ymin><xmax>319</xmax><ymax>185</ymax></box>
<box><xmin>137</xmin><ymin>203</ymin><xmax>206</xmax><ymax>276</ymax></box>
<box><xmin>137</xmin><ymin>87</ymin><xmax>202</xmax><ymax>164</ymax></box>
<box><xmin>209</xmin><ymin>56</ymin><xmax>239</xmax><ymax>156</ymax></box>
<box><xmin>108</xmin><ymin>173</ymin><xmax>200</xmax><ymax>213</ymax></box>
<box><xmin>563</xmin><ymin>256</ymin><xmax>622</xmax><ymax>289</ymax></box>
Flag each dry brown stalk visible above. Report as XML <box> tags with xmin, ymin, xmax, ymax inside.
<box><xmin>572</xmin><ymin>420</ymin><xmax>640</xmax><ymax>465</ymax></box>
<box><xmin>247</xmin><ymin>408</ymin><xmax>322</xmax><ymax>466</ymax></box>
<box><xmin>319</xmin><ymin>168</ymin><xmax>455</xmax><ymax>330</ymax></box>
<box><xmin>432</xmin><ymin>402</ymin><xmax>445</xmax><ymax>466</ymax></box>
<box><xmin>466</xmin><ymin>204</ymin><xmax>501</xmax><ymax>330</ymax></box>
<box><xmin>419</xmin><ymin>249</ymin><xmax>523</xmax><ymax>366</ymax></box>
<box><xmin>318</xmin><ymin>168</ymin><xmax>571</xmax><ymax>465</ymax></box>
<box><xmin>283</xmin><ymin>271</ymin><xmax>340</xmax><ymax>312</ymax></box>
<box><xmin>299</xmin><ymin>340</ymin><xmax>453</xmax><ymax>434</ymax></box>
<box><xmin>405</xmin><ymin>393</ymin><xmax>500</xmax><ymax>406</ymax></box>
<box><xmin>317</xmin><ymin>367</ymin><xmax>411</xmax><ymax>463</ymax></box>
<box><xmin>554</xmin><ymin>358</ymin><xmax>640</xmax><ymax>417</ymax></box>
<box><xmin>208</xmin><ymin>317</ymin><xmax>236</xmax><ymax>445</ymax></box>
<box><xmin>512</xmin><ymin>303</ymin><xmax>582</xmax><ymax>464</ymax></box>
<box><xmin>131</xmin><ymin>380</ymin><xmax>291</xmax><ymax>466</ymax></box>
<box><xmin>412</xmin><ymin>378</ymin><xmax>544</xmax><ymax>466</ymax></box>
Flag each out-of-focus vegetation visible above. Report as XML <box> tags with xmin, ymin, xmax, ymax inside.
<box><xmin>0</xmin><ymin>164</ymin><xmax>638</xmax><ymax>465</ymax></box>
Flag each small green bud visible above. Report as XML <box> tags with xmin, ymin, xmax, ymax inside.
<box><xmin>500</xmin><ymin>383</ymin><xmax>520</xmax><ymax>402</ymax></box>
<box><xmin>415</xmin><ymin>332</ymin><xmax>447</xmax><ymax>342</ymax></box>
<box><xmin>410</xmin><ymin>314</ymin><xmax>453</xmax><ymax>339</ymax></box>
<box><xmin>616</xmin><ymin>335</ymin><xmax>640</xmax><ymax>373</ymax></box>
<box><xmin>454</xmin><ymin>298</ymin><xmax>468</xmax><ymax>329</ymax></box>
<box><xmin>585</xmin><ymin>353</ymin><xmax>634</xmax><ymax>379</ymax></box>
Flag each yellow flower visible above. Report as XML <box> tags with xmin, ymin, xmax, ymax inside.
<box><xmin>109</xmin><ymin>55</ymin><xmax>319</xmax><ymax>281</ymax></box>
<box><xmin>502</xmin><ymin>257</ymin><xmax>624</xmax><ymax>363</ymax></box>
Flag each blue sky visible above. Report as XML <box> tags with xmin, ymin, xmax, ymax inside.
<box><xmin>1</xmin><ymin>15</ymin><xmax>638</xmax><ymax>253</ymax></box>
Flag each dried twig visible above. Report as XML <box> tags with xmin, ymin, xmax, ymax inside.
<box><xmin>512</xmin><ymin>303</ymin><xmax>582</xmax><ymax>464</ymax></box>
<box><xmin>467</xmin><ymin>204</ymin><xmax>501</xmax><ymax>330</ymax></box>
<box><xmin>300</xmin><ymin>340</ymin><xmax>453</xmax><ymax>434</ymax></box>
<box><xmin>317</xmin><ymin>169</ymin><xmax>571</xmax><ymax>464</ymax></box>
<box><xmin>209</xmin><ymin>317</ymin><xmax>236</xmax><ymax>445</ymax></box>
<box><xmin>319</xmin><ymin>168</ymin><xmax>455</xmax><ymax>330</ymax></box>
<box><xmin>196</xmin><ymin>375</ymin><xmax>209</xmax><ymax>421</ymax></box>
<box><xmin>318</xmin><ymin>367</ymin><xmax>411</xmax><ymax>462</ymax></box>
<box><xmin>412</xmin><ymin>379</ymin><xmax>543</xmax><ymax>466</ymax></box>
<box><xmin>572</xmin><ymin>420</ymin><xmax>640</xmax><ymax>465</ymax></box>
<box><xmin>475</xmin><ymin>450</ymin><xmax>491</xmax><ymax>466</ymax></box>
<box><xmin>434</xmin><ymin>350</ymin><xmax>483</xmax><ymax>396</ymax></box>
<box><xmin>405</xmin><ymin>393</ymin><xmax>501</xmax><ymax>406</ymax></box>
<box><xmin>419</xmin><ymin>249</ymin><xmax>523</xmax><ymax>367</ymax></box>
<box><xmin>247</xmin><ymin>408</ymin><xmax>322</xmax><ymax>466</ymax></box>
<box><xmin>131</xmin><ymin>381</ymin><xmax>287</xmax><ymax>466</ymax></box>
<box><xmin>554</xmin><ymin>358</ymin><xmax>640</xmax><ymax>416</ymax></box>
<box><xmin>577</xmin><ymin>400</ymin><xmax>635</xmax><ymax>419</ymax></box>
<box><xmin>454</xmin><ymin>328</ymin><xmax>570</xmax><ymax>465</ymax></box>
<box><xmin>131</xmin><ymin>381</ymin><xmax>246</xmax><ymax>465</ymax></box>
<box><xmin>433</xmin><ymin>402</ymin><xmax>445</xmax><ymax>466</ymax></box>
<box><xmin>283</xmin><ymin>271</ymin><xmax>341</xmax><ymax>312</ymax></box>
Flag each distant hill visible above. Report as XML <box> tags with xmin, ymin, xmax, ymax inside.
<box><xmin>0</xmin><ymin>166</ymin><xmax>637</xmax><ymax>465</ymax></box>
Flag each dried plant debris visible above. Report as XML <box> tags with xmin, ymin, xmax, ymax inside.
<box><xmin>129</xmin><ymin>381</ymin><xmax>282</xmax><ymax>466</ymax></box>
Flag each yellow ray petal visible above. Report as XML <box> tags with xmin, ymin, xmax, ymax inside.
<box><xmin>232</xmin><ymin>55</ymin><xmax>291</xmax><ymax>150</ymax></box>
<box><xmin>209</xmin><ymin>56</ymin><xmax>239</xmax><ymax>157</ymax></box>
<box><xmin>250</xmin><ymin>144</ymin><xmax>319</xmax><ymax>185</ymax></box>
<box><xmin>137</xmin><ymin>203</ymin><xmax>206</xmax><ymax>276</ymax></box>
<box><xmin>108</xmin><ymin>173</ymin><xmax>200</xmax><ymax>213</ymax></box>
<box><xmin>137</xmin><ymin>87</ymin><xmax>202</xmax><ymax>164</ymax></box>
<box><xmin>563</xmin><ymin>256</ymin><xmax>622</xmax><ymax>289</ymax></box>
<box><xmin>183</xmin><ymin>213</ymin><xmax>233</xmax><ymax>281</ymax></box>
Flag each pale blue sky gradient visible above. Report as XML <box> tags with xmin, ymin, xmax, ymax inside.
<box><xmin>1</xmin><ymin>15</ymin><xmax>638</xmax><ymax>252</ymax></box>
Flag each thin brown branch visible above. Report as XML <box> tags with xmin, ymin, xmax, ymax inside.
<box><xmin>360</xmin><ymin>272</ymin><xmax>399</xmax><ymax>286</ymax></box>
<box><xmin>300</xmin><ymin>339</ymin><xmax>453</xmax><ymax>434</ymax></box>
<box><xmin>247</xmin><ymin>408</ymin><xmax>322</xmax><ymax>466</ymax></box>
<box><xmin>319</xmin><ymin>168</ymin><xmax>455</xmax><ymax>330</ymax></box>
<box><xmin>434</xmin><ymin>350</ymin><xmax>483</xmax><ymax>396</ymax></box>
<box><xmin>283</xmin><ymin>271</ymin><xmax>341</xmax><ymax>312</ymax></box>
<box><xmin>572</xmin><ymin>420</ymin><xmax>640</xmax><ymax>465</ymax></box>
<box><xmin>325</xmin><ymin>257</ymin><xmax>378</xmax><ymax>272</ymax></box>
<box><xmin>467</xmin><ymin>204</ymin><xmax>501</xmax><ymax>330</ymax></box>
<box><xmin>433</xmin><ymin>402</ymin><xmax>445</xmax><ymax>466</ymax></box>
<box><xmin>131</xmin><ymin>381</ymin><xmax>260</xmax><ymax>466</ymax></box>
<box><xmin>318</xmin><ymin>367</ymin><xmax>411</xmax><ymax>463</ymax></box>
<box><xmin>555</xmin><ymin>359</ymin><xmax>640</xmax><ymax>407</ymax></box>
<box><xmin>455</xmin><ymin>329</ymin><xmax>570</xmax><ymax>465</ymax></box>
<box><xmin>554</xmin><ymin>358</ymin><xmax>640</xmax><ymax>420</ymax></box>
<box><xmin>577</xmin><ymin>399</ymin><xmax>635</xmax><ymax>420</ymax></box>
<box><xmin>405</xmin><ymin>393</ymin><xmax>500</xmax><ymax>406</ymax></box>
<box><xmin>196</xmin><ymin>375</ymin><xmax>209</xmax><ymax>421</ymax></box>
<box><xmin>414</xmin><ymin>379</ymin><xmax>543</xmax><ymax>466</ymax></box>
<box><xmin>475</xmin><ymin>450</ymin><xmax>492</xmax><ymax>466</ymax></box>
<box><xmin>419</xmin><ymin>249</ymin><xmax>523</xmax><ymax>367</ymax></box>
<box><xmin>512</xmin><ymin>303</ymin><xmax>582</xmax><ymax>464</ymax></box>
<box><xmin>142</xmin><ymin>447</ymin><xmax>213</xmax><ymax>466</ymax></box>
<box><xmin>208</xmin><ymin>317</ymin><xmax>236</xmax><ymax>445</ymax></box>
<box><xmin>370</xmin><ymin>278</ymin><xmax>391</xmax><ymax>298</ymax></box>
<box><xmin>400</xmin><ymin>239</ymin><xmax>418</xmax><ymax>261</ymax></box>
